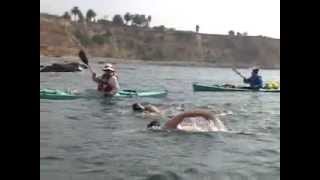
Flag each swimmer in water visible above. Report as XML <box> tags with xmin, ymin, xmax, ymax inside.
<box><xmin>132</xmin><ymin>103</ymin><xmax>165</xmax><ymax>122</ymax></box>
<box><xmin>132</xmin><ymin>103</ymin><xmax>163</xmax><ymax>115</ymax></box>
<box><xmin>132</xmin><ymin>103</ymin><xmax>227</xmax><ymax>132</ymax></box>
<box><xmin>147</xmin><ymin>110</ymin><xmax>227</xmax><ymax>132</ymax></box>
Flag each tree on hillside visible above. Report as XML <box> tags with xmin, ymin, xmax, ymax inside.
<box><xmin>147</xmin><ymin>15</ymin><xmax>152</xmax><ymax>27</ymax></box>
<box><xmin>62</xmin><ymin>12</ymin><xmax>71</xmax><ymax>20</ymax></box>
<box><xmin>131</xmin><ymin>14</ymin><xmax>148</xmax><ymax>27</ymax></box>
<box><xmin>236</xmin><ymin>32</ymin><xmax>242</xmax><ymax>36</ymax></box>
<box><xmin>97</xmin><ymin>15</ymin><xmax>110</xmax><ymax>24</ymax></box>
<box><xmin>243</xmin><ymin>32</ymin><xmax>248</xmax><ymax>36</ymax></box>
<box><xmin>140</xmin><ymin>15</ymin><xmax>147</xmax><ymax>27</ymax></box>
<box><xmin>153</xmin><ymin>25</ymin><xmax>166</xmax><ymax>31</ymax></box>
<box><xmin>124</xmin><ymin>12</ymin><xmax>132</xmax><ymax>25</ymax></box>
<box><xmin>86</xmin><ymin>9</ymin><xmax>97</xmax><ymax>22</ymax></box>
<box><xmin>113</xmin><ymin>14</ymin><xmax>124</xmax><ymax>25</ymax></box>
<box><xmin>71</xmin><ymin>6</ymin><xmax>80</xmax><ymax>21</ymax></box>
<box><xmin>131</xmin><ymin>14</ymin><xmax>140</xmax><ymax>26</ymax></box>
<box><xmin>196</xmin><ymin>25</ymin><xmax>199</xmax><ymax>33</ymax></box>
<box><xmin>228</xmin><ymin>30</ymin><xmax>235</xmax><ymax>36</ymax></box>
<box><xmin>78</xmin><ymin>10</ymin><xmax>85</xmax><ymax>22</ymax></box>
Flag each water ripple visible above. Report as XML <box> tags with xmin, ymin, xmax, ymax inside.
<box><xmin>40</xmin><ymin>63</ymin><xmax>280</xmax><ymax>180</ymax></box>
<box><xmin>40</xmin><ymin>156</ymin><xmax>64</xmax><ymax>161</ymax></box>
<box><xmin>145</xmin><ymin>171</ymin><xmax>182</xmax><ymax>180</ymax></box>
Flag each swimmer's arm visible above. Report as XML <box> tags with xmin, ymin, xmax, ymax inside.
<box><xmin>164</xmin><ymin>110</ymin><xmax>214</xmax><ymax>129</ymax></box>
<box><xmin>144</xmin><ymin>105</ymin><xmax>162</xmax><ymax>114</ymax></box>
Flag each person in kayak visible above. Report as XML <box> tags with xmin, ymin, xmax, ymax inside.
<box><xmin>92</xmin><ymin>64</ymin><xmax>120</xmax><ymax>96</ymax></box>
<box><xmin>243</xmin><ymin>68</ymin><xmax>263</xmax><ymax>89</ymax></box>
<box><xmin>146</xmin><ymin>110</ymin><xmax>227</xmax><ymax>132</ymax></box>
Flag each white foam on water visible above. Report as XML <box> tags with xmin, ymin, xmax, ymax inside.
<box><xmin>178</xmin><ymin>117</ymin><xmax>227</xmax><ymax>132</ymax></box>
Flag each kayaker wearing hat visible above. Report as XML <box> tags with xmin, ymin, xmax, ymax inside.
<box><xmin>243</xmin><ymin>68</ymin><xmax>263</xmax><ymax>89</ymax></box>
<box><xmin>92</xmin><ymin>64</ymin><xmax>120</xmax><ymax>96</ymax></box>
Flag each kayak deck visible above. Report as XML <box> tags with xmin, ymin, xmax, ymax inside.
<box><xmin>192</xmin><ymin>83</ymin><xmax>280</xmax><ymax>93</ymax></box>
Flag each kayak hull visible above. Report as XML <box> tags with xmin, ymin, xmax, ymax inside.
<box><xmin>40</xmin><ymin>89</ymin><xmax>80</xmax><ymax>100</ymax></box>
<box><xmin>40</xmin><ymin>89</ymin><xmax>168</xmax><ymax>100</ymax></box>
<box><xmin>192</xmin><ymin>83</ymin><xmax>280</xmax><ymax>93</ymax></box>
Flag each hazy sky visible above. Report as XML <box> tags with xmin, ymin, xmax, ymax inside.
<box><xmin>40</xmin><ymin>0</ymin><xmax>280</xmax><ymax>38</ymax></box>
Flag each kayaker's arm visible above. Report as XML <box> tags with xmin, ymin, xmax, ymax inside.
<box><xmin>92</xmin><ymin>73</ymin><xmax>101</xmax><ymax>83</ymax></box>
<box><xmin>164</xmin><ymin>110</ymin><xmax>214</xmax><ymax>129</ymax></box>
<box><xmin>144</xmin><ymin>105</ymin><xmax>162</xmax><ymax>114</ymax></box>
<box><xmin>243</xmin><ymin>77</ymin><xmax>251</xmax><ymax>84</ymax></box>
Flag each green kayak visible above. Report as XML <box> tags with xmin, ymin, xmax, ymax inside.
<box><xmin>40</xmin><ymin>89</ymin><xmax>80</xmax><ymax>100</ymax></box>
<box><xmin>192</xmin><ymin>83</ymin><xmax>280</xmax><ymax>93</ymax></box>
<box><xmin>40</xmin><ymin>88</ymin><xmax>168</xmax><ymax>100</ymax></box>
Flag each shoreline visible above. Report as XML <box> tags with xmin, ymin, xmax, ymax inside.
<box><xmin>40</xmin><ymin>55</ymin><xmax>280</xmax><ymax>70</ymax></box>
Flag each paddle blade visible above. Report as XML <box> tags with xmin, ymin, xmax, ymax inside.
<box><xmin>78</xmin><ymin>50</ymin><xmax>88</xmax><ymax>65</ymax></box>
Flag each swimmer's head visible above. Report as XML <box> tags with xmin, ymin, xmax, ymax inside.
<box><xmin>132</xmin><ymin>103</ymin><xmax>145</xmax><ymax>112</ymax></box>
<box><xmin>147</xmin><ymin>120</ymin><xmax>161</xmax><ymax>129</ymax></box>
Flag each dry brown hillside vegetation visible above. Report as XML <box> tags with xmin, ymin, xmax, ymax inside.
<box><xmin>40</xmin><ymin>13</ymin><xmax>280</xmax><ymax>68</ymax></box>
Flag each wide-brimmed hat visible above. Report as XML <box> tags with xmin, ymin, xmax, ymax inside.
<box><xmin>103</xmin><ymin>64</ymin><xmax>115</xmax><ymax>71</ymax></box>
<box><xmin>103</xmin><ymin>66</ymin><xmax>115</xmax><ymax>72</ymax></box>
<box><xmin>104</xmin><ymin>63</ymin><xmax>113</xmax><ymax>68</ymax></box>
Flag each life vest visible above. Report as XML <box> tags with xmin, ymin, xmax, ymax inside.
<box><xmin>97</xmin><ymin>75</ymin><xmax>115</xmax><ymax>93</ymax></box>
<box><xmin>97</xmin><ymin>82</ymin><xmax>113</xmax><ymax>92</ymax></box>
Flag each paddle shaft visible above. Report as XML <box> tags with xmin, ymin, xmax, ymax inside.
<box><xmin>78</xmin><ymin>50</ymin><xmax>95</xmax><ymax>75</ymax></box>
<box><xmin>87</xmin><ymin>64</ymin><xmax>94</xmax><ymax>74</ymax></box>
<box><xmin>232</xmin><ymin>68</ymin><xmax>246</xmax><ymax>79</ymax></box>
<box><xmin>66</xmin><ymin>25</ymin><xmax>96</xmax><ymax>76</ymax></box>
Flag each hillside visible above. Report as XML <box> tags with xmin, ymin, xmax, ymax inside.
<box><xmin>40</xmin><ymin>13</ymin><xmax>280</xmax><ymax>68</ymax></box>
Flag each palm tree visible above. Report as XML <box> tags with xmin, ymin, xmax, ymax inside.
<box><xmin>140</xmin><ymin>15</ymin><xmax>147</xmax><ymax>27</ymax></box>
<box><xmin>147</xmin><ymin>15</ymin><xmax>152</xmax><ymax>27</ymax></box>
<box><xmin>113</xmin><ymin>14</ymin><xmax>124</xmax><ymax>25</ymax></box>
<box><xmin>196</xmin><ymin>25</ymin><xmax>200</xmax><ymax>33</ymax></box>
<box><xmin>86</xmin><ymin>9</ymin><xmax>97</xmax><ymax>22</ymax></box>
<box><xmin>71</xmin><ymin>6</ymin><xmax>80</xmax><ymax>21</ymax></box>
<box><xmin>228</xmin><ymin>30</ymin><xmax>235</xmax><ymax>36</ymax></box>
<box><xmin>124</xmin><ymin>12</ymin><xmax>132</xmax><ymax>25</ymax></box>
<box><xmin>132</xmin><ymin>14</ymin><xmax>144</xmax><ymax>27</ymax></box>
<box><xmin>62</xmin><ymin>12</ymin><xmax>71</xmax><ymax>21</ymax></box>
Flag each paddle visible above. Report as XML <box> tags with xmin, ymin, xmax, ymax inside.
<box><xmin>232</xmin><ymin>68</ymin><xmax>246</xmax><ymax>79</ymax></box>
<box><xmin>78</xmin><ymin>50</ymin><xmax>94</xmax><ymax>74</ymax></box>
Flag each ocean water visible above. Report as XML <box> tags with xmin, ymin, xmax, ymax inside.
<box><xmin>40</xmin><ymin>58</ymin><xmax>280</xmax><ymax>180</ymax></box>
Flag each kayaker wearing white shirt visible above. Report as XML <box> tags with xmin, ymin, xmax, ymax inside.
<box><xmin>92</xmin><ymin>64</ymin><xmax>120</xmax><ymax>96</ymax></box>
